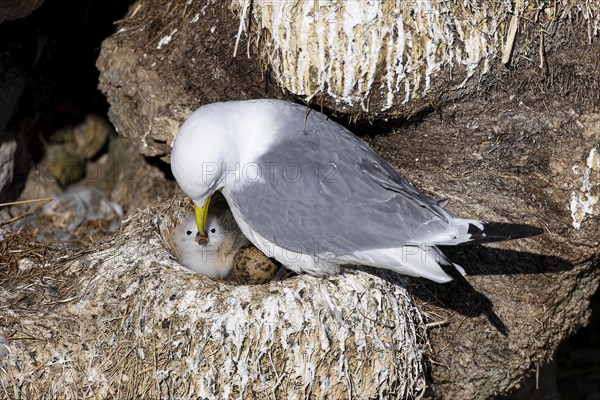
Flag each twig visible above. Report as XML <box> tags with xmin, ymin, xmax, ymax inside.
<box><xmin>502</xmin><ymin>0</ymin><xmax>523</xmax><ymax>64</ymax></box>
<box><xmin>0</xmin><ymin>198</ymin><xmax>53</xmax><ymax>227</ymax></box>
<box><xmin>425</xmin><ymin>319</ymin><xmax>451</xmax><ymax>328</ymax></box>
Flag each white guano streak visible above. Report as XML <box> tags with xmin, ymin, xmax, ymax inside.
<box><xmin>326</xmin><ymin>3</ymin><xmax>338</xmax><ymax>97</ymax></box>
<box><xmin>316</xmin><ymin>2</ymin><xmax>326</xmax><ymax>93</ymax></box>
<box><xmin>297</xmin><ymin>0</ymin><xmax>313</xmax><ymax>94</ymax></box>
<box><xmin>342</xmin><ymin>3</ymin><xmax>358</xmax><ymax>99</ymax></box>
<box><xmin>237</xmin><ymin>0</ymin><xmax>501</xmax><ymax>111</ymax></box>
<box><xmin>571</xmin><ymin>147</ymin><xmax>599</xmax><ymax>229</ymax></box>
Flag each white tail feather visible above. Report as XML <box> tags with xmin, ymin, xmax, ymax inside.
<box><xmin>342</xmin><ymin>245</ymin><xmax>465</xmax><ymax>283</ymax></box>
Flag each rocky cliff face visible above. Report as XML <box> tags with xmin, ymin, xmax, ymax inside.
<box><xmin>0</xmin><ymin>0</ymin><xmax>45</xmax><ymax>23</ymax></box>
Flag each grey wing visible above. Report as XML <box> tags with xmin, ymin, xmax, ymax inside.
<box><xmin>230</xmin><ymin>108</ymin><xmax>455</xmax><ymax>256</ymax></box>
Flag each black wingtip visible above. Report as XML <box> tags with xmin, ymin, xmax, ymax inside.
<box><xmin>468</xmin><ymin>222</ymin><xmax>544</xmax><ymax>244</ymax></box>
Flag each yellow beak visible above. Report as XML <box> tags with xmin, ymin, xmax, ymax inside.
<box><xmin>195</xmin><ymin>196</ymin><xmax>211</xmax><ymax>236</ymax></box>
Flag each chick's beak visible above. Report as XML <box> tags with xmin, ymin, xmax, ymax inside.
<box><xmin>194</xmin><ymin>196</ymin><xmax>211</xmax><ymax>244</ymax></box>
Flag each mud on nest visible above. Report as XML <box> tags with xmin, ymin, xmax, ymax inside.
<box><xmin>0</xmin><ymin>195</ymin><xmax>429</xmax><ymax>399</ymax></box>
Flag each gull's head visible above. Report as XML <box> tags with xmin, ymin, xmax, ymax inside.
<box><xmin>173</xmin><ymin>213</ymin><xmax>235</xmax><ymax>279</ymax></box>
<box><xmin>173</xmin><ymin>213</ymin><xmax>229</xmax><ymax>255</ymax></box>
<box><xmin>171</xmin><ymin>104</ymin><xmax>240</xmax><ymax>237</ymax></box>
<box><xmin>172</xmin><ymin>100</ymin><xmax>283</xmax><ymax>236</ymax></box>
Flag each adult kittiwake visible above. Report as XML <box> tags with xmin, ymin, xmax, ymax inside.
<box><xmin>170</xmin><ymin>99</ymin><xmax>543</xmax><ymax>283</ymax></box>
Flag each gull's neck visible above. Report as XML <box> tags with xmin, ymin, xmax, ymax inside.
<box><xmin>219</xmin><ymin>101</ymin><xmax>284</xmax><ymax>190</ymax></box>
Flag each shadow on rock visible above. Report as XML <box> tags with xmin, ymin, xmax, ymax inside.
<box><xmin>439</xmin><ymin>245</ymin><xmax>574</xmax><ymax>277</ymax></box>
<box><xmin>378</xmin><ymin>246</ymin><xmax>573</xmax><ymax>336</ymax></box>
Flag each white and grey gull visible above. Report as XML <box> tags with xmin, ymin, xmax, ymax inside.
<box><xmin>170</xmin><ymin>99</ymin><xmax>542</xmax><ymax>283</ymax></box>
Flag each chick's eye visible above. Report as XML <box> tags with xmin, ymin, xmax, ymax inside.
<box><xmin>210</xmin><ymin>228</ymin><xmax>216</xmax><ymax>233</ymax></box>
<box><xmin>186</xmin><ymin>230</ymin><xmax>192</xmax><ymax>236</ymax></box>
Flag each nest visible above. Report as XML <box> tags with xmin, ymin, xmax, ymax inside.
<box><xmin>232</xmin><ymin>0</ymin><xmax>600</xmax><ymax>117</ymax></box>
<box><xmin>1</xmin><ymin>195</ymin><xmax>428</xmax><ymax>399</ymax></box>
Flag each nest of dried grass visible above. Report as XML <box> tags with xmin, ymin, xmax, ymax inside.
<box><xmin>1</xmin><ymin>195</ymin><xmax>428</xmax><ymax>399</ymax></box>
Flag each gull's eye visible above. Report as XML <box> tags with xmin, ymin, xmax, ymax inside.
<box><xmin>186</xmin><ymin>230</ymin><xmax>192</xmax><ymax>236</ymax></box>
<box><xmin>210</xmin><ymin>228</ymin><xmax>216</xmax><ymax>233</ymax></box>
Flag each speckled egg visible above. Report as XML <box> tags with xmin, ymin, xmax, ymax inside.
<box><xmin>230</xmin><ymin>246</ymin><xmax>280</xmax><ymax>284</ymax></box>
